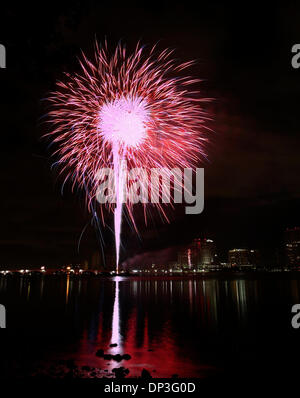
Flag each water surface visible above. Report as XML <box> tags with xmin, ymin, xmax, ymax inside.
<box><xmin>0</xmin><ymin>273</ymin><xmax>299</xmax><ymax>378</ymax></box>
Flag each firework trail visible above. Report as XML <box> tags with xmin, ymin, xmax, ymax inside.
<box><xmin>46</xmin><ymin>41</ymin><xmax>209</xmax><ymax>272</ymax></box>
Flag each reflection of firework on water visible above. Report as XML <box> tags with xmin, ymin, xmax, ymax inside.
<box><xmin>46</xmin><ymin>41</ymin><xmax>210</xmax><ymax>270</ymax></box>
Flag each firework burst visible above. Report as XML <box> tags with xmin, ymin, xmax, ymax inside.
<box><xmin>46</xmin><ymin>41</ymin><xmax>209</xmax><ymax>271</ymax></box>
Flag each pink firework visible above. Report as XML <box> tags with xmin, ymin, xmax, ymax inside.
<box><xmin>46</xmin><ymin>41</ymin><xmax>209</xmax><ymax>271</ymax></box>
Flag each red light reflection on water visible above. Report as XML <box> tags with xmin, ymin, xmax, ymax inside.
<box><xmin>74</xmin><ymin>277</ymin><xmax>216</xmax><ymax>378</ymax></box>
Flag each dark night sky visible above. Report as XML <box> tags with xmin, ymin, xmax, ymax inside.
<box><xmin>0</xmin><ymin>1</ymin><xmax>300</xmax><ymax>266</ymax></box>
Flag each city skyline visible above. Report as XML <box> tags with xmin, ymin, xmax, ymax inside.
<box><xmin>1</xmin><ymin>226</ymin><xmax>298</xmax><ymax>271</ymax></box>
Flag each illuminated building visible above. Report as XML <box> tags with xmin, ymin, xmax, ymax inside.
<box><xmin>197</xmin><ymin>238</ymin><xmax>218</xmax><ymax>268</ymax></box>
<box><xmin>228</xmin><ymin>249</ymin><xmax>260</xmax><ymax>269</ymax></box>
<box><xmin>177</xmin><ymin>238</ymin><xmax>218</xmax><ymax>270</ymax></box>
<box><xmin>285</xmin><ymin>227</ymin><xmax>300</xmax><ymax>267</ymax></box>
<box><xmin>228</xmin><ymin>249</ymin><xmax>250</xmax><ymax>267</ymax></box>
